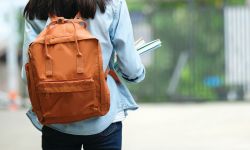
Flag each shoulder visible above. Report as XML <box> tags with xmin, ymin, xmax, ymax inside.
<box><xmin>25</xmin><ymin>18</ymin><xmax>47</xmax><ymax>33</ymax></box>
<box><xmin>107</xmin><ymin>0</ymin><xmax>124</xmax><ymax>14</ymax></box>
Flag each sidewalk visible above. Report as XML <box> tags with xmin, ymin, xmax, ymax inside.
<box><xmin>1</xmin><ymin>102</ymin><xmax>250</xmax><ymax>150</ymax></box>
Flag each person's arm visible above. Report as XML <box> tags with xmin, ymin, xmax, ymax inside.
<box><xmin>21</xmin><ymin>19</ymin><xmax>47</xmax><ymax>84</ymax></box>
<box><xmin>110</xmin><ymin>0</ymin><xmax>145</xmax><ymax>83</ymax></box>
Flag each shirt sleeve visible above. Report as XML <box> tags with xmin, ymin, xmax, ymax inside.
<box><xmin>110</xmin><ymin>0</ymin><xmax>145</xmax><ymax>83</ymax></box>
<box><xmin>21</xmin><ymin>19</ymin><xmax>47</xmax><ymax>84</ymax></box>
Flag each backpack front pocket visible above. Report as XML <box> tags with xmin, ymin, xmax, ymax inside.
<box><xmin>36</xmin><ymin>79</ymin><xmax>99</xmax><ymax>122</ymax></box>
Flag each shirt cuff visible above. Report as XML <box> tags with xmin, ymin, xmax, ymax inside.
<box><xmin>121</xmin><ymin>68</ymin><xmax>145</xmax><ymax>83</ymax></box>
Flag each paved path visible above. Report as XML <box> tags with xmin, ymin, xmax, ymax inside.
<box><xmin>1</xmin><ymin>102</ymin><xmax>250</xmax><ymax>150</ymax></box>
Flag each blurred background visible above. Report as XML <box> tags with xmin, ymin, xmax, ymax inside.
<box><xmin>1</xmin><ymin>0</ymin><xmax>250</xmax><ymax>150</ymax></box>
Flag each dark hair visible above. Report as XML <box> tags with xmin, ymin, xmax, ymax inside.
<box><xmin>23</xmin><ymin>0</ymin><xmax>108</xmax><ymax>20</ymax></box>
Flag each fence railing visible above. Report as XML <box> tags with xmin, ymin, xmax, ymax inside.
<box><xmin>129</xmin><ymin>3</ymin><xmax>250</xmax><ymax>102</ymax></box>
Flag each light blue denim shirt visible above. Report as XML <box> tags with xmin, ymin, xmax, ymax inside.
<box><xmin>21</xmin><ymin>0</ymin><xmax>145</xmax><ymax>135</ymax></box>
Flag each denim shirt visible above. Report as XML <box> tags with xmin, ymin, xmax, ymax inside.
<box><xmin>21</xmin><ymin>0</ymin><xmax>145</xmax><ymax>135</ymax></box>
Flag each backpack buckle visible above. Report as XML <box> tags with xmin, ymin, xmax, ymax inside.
<box><xmin>57</xmin><ymin>17</ymin><xmax>65</xmax><ymax>24</ymax></box>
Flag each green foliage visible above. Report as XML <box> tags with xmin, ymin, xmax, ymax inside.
<box><xmin>127</xmin><ymin>0</ymin><xmax>247</xmax><ymax>10</ymax></box>
<box><xmin>127</xmin><ymin>0</ymin><xmax>246</xmax><ymax>102</ymax></box>
<box><xmin>226</xmin><ymin>0</ymin><xmax>246</xmax><ymax>5</ymax></box>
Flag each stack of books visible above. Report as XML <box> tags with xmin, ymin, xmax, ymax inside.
<box><xmin>135</xmin><ymin>38</ymin><xmax>162</xmax><ymax>55</ymax></box>
<box><xmin>114</xmin><ymin>38</ymin><xmax>162</xmax><ymax>71</ymax></box>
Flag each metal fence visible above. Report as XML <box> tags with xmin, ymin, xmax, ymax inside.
<box><xmin>129</xmin><ymin>2</ymin><xmax>250</xmax><ymax>102</ymax></box>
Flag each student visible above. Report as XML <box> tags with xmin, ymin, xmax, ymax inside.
<box><xmin>21</xmin><ymin>0</ymin><xmax>145</xmax><ymax>150</ymax></box>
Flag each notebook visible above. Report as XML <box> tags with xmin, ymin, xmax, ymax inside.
<box><xmin>135</xmin><ymin>38</ymin><xmax>162</xmax><ymax>55</ymax></box>
<box><xmin>114</xmin><ymin>38</ymin><xmax>162</xmax><ymax>71</ymax></box>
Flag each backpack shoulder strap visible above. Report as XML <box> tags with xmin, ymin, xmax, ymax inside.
<box><xmin>105</xmin><ymin>69</ymin><xmax>121</xmax><ymax>84</ymax></box>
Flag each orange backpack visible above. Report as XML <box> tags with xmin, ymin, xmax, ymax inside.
<box><xmin>25</xmin><ymin>16</ymin><xmax>111</xmax><ymax>125</ymax></box>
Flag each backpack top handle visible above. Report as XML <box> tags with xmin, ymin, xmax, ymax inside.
<box><xmin>44</xmin><ymin>16</ymin><xmax>85</xmax><ymax>77</ymax></box>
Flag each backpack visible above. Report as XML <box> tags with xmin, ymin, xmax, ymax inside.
<box><xmin>25</xmin><ymin>16</ymin><xmax>112</xmax><ymax>125</ymax></box>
